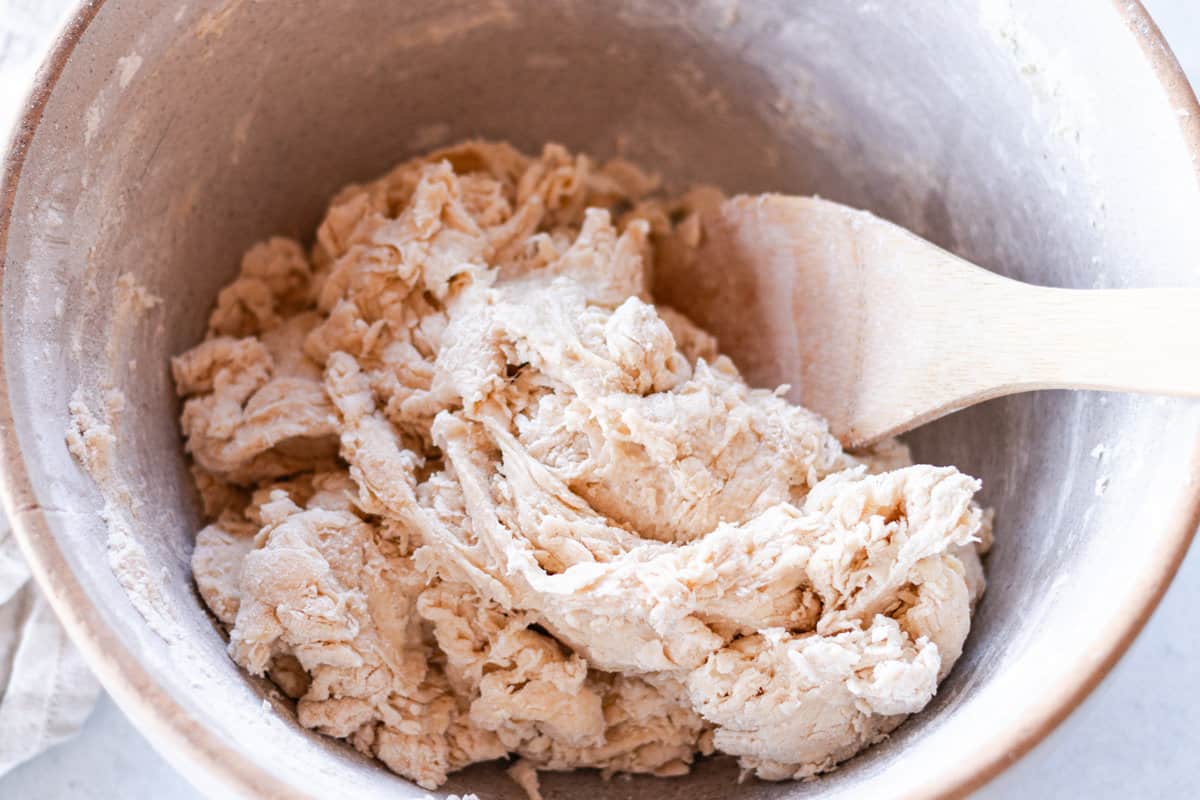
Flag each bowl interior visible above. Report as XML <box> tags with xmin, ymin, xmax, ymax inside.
<box><xmin>4</xmin><ymin>1</ymin><xmax>1200</xmax><ymax>798</ymax></box>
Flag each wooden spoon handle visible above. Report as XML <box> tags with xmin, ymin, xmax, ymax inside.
<box><xmin>843</xmin><ymin>280</ymin><xmax>1200</xmax><ymax>447</ymax></box>
<box><xmin>1003</xmin><ymin>286</ymin><xmax>1200</xmax><ymax>396</ymax></box>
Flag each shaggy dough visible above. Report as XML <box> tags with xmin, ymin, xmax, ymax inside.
<box><xmin>175</xmin><ymin>141</ymin><xmax>992</xmax><ymax>793</ymax></box>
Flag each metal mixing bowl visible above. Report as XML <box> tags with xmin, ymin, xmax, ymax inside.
<box><xmin>2</xmin><ymin>1</ymin><xmax>1199</xmax><ymax>798</ymax></box>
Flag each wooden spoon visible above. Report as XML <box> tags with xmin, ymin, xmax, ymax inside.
<box><xmin>654</xmin><ymin>194</ymin><xmax>1200</xmax><ymax>448</ymax></box>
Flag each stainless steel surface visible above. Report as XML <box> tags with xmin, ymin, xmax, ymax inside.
<box><xmin>2</xmin><ymin>1</ymin><xmax>1199</xmax><ymax>799</ymax></box>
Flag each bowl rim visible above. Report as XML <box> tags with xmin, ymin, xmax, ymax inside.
<box><xmin>1</xmin><ymin>2</ymin><xmax>1198</xmax><ymax>798</ymax></box>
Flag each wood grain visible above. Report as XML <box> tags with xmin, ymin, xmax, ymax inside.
<box><xmin>656</xmin><ymin>194</ymin><xmax>1200</xmax><ymax>447</ymax></box>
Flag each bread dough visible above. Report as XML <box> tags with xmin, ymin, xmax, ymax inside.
<box><xmin>175</xmin><ymin>141</ymin><xmax>992</xmax><ymax>793</ymax></box>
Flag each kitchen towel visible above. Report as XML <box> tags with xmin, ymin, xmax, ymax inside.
<box><xmin>0</xmin><ymin>524</ymin><xmax>100</xmax><ymax>776</ymax></box>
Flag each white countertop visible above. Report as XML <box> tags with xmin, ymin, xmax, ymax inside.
<box><xmin>1</xmin><ymin>1</ymin><xmax>1198</xmax><ymax>798</ymax></box>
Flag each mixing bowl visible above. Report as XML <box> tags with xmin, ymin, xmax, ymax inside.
<box><xmin>3</xmin><ymin>1</ymin><xmax>1199</xmax><ymax>798</ymax></box>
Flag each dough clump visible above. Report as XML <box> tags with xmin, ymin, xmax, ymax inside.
<box><xmin>176</xmin><ymin>141</ymin><xmax>992</xmax><ymax>793</ymax></box>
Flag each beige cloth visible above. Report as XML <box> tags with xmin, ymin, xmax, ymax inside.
<box><xmin>0</xmin><ymin>523</ymin><xmax>100</xmax><ymax>776</ymax></box>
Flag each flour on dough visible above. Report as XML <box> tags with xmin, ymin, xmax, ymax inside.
<box><xmin>175</xmin><ymin>141</ymin><xmax>992</xmax><ymax>793</ymax></box>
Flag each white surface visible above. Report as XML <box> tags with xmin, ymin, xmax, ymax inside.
<box><xmin>1</xmin><ymin>1</ymin><xmax>1198</xmax><ymax>798</ymax></box>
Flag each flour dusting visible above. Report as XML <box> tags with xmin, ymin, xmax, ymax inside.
<box><xmin>66</xmin><ymin>390</ymin><xmax>116</xmax><ymax>479</ymax></box>
<box><xmin>102</xmin><ymin>502</ymin><xmax>179</xmax><ymax>642</ymax></box>
<box><xmin>65</xmin><ymin>269</ymin><xmax>173</xmax><ymax>641</ymax></box>
<box><xmin>117</xmin><ymin>53</ymin><xmax>143</xmax><ymax>89</ymax></box>
<box><xmin>115</xmin><ymin>272</ymin><xmax>162</xmax><ymax>316</ymax></box>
